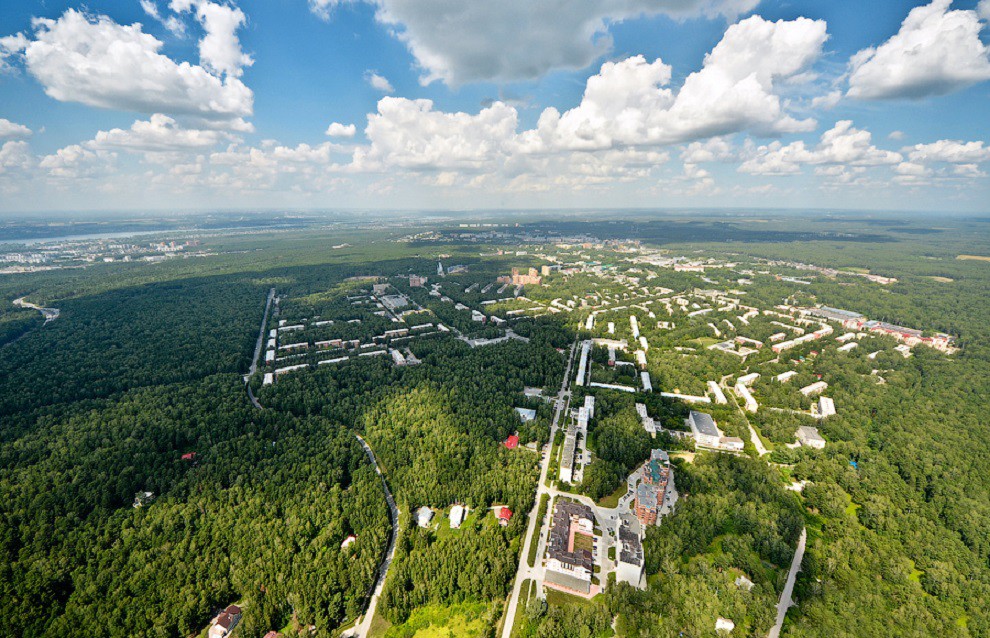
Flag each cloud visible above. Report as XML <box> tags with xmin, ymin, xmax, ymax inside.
<box><xmin>39</xmin><ymin>144</ymin><xmax>115</xmax><ymax>179</ymax></box>
<box><xmin>739</xmin><ymin>120</ymin><xmax>902</xmax><ymax>175</ymax></box>
<box><xmin>810</xmin><ymin>89</ymin><xmax>842</xmax><ymax>110</ymax></box>
<box><xmin>365</xmin><ymin>70</ymin><xmax>395</xmax><ymax>93</ymax></box>
<box><xmin>847</xmin><ymin>0</ymin><xmax>990</xmax><ymax>99</ymax></box>
<box><xmin>888</xmin><ymin>130</ymin><xmax>905</xmax><ymax>141</ymax></box>
<box><xmin>0</xmin><ymin>33</ymin><xmax>28</xmax><ymax>72</ymax></box>
<box><xmin>0</xmin><ymin>118</ymin><xmax>32</xmax><ymax>140</ymax></box>
<box><xmin>326</xmin><ymin>122</ymin><xmax>357</xmax><ymax>137</ymax></box>
<box><xmin>354</xmin><ymin>97</ymin><xmax>518</xmax><ymax>171</ymax></box>
<box><xmin>140</xmin><ymin>0</ymin><xmax>186</xmax><ymax>35</ymax></box>
<box><xmin>681</xmin><ymin>137</ymin><xmax>736</xmax><ymax>163</ymax></box>
<box><xmin>311</xmin><ymin>0</ymin><xmax>761</xmax><ymax>86</ymax></box>
<box><xmin>979</xmin><ymin>0</ymin><xmax>990</xmax><ymax>21</ymax></box>
<box><xmin>19</xmin><ymin>9</ymin><xmax>252</xmax><ymax>127</ymax></box>
<box><xmin>516</xmin><ymin>17</ymin><xmax>826</xmax><ymax>153</ymax></box>
<box><xmin>0</xmin><ymin>140</ymin><xmax>33</xmax><ymax>174</ymax></box>
<box><xmin>88</xmin><ymin>114</ymin><xmax>233</xmax><ymax>152</ymax></box>
<box><xmin>906</xmin><ymin>139</ymin><xmax>990</xmax><ymax>163</ymax></box>
<box><xmin>170</xmin><ymin>0</ymin><xmax>254</xmax><ymax>78</ymax></box>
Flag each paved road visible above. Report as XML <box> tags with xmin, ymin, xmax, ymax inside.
<box><xmin>768</xmin><ymin>527</ymin><xmax>807</xmax><ymax>638</ymax></box>
<box><xmin>348</xmin><ymin>434</ymin><xmax>400</xmax><ymax>638</ymax></box>
<box><xmin>244</xmin><ymin>288</ymin><xmax>275</xmax><ymax>409</ymax></box>
<box><xmin>721</xmin><ymin>376</ymin><xmax>769</xmax><ymax>457</ymax></box>
<box><xmin>500</xmin><ymin>339</ymin><xmax>578</xmax><ymax>638</ymax></box>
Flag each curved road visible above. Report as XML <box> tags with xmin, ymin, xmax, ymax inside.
<box><xmin>349</xmin><ymin>434</ymin><xmax>400</xmax><ymax>638</ymax></box>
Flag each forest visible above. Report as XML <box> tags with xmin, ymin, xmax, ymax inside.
<box><xmin>2</xmin><ymin>215</ymin><xmax>990</xmax><ymax>637</ymax></box>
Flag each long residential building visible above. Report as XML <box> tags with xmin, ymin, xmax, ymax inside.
<box><xmin>545</xmin><ymin>501</ymin><xmax>596</xmax><ymax>595</ymax></box>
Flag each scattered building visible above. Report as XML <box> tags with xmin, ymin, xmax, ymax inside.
<box><xmin>449</xmin><ymin>505</ymin><xmax>466</xmax><ymax>529</ymax></box>
<box><xmin>708</xmin><ymin>380</ymin><xmax>727</xmax><ymax>404</ymax></box>
<box><xmin>616</xmin><ymin>523</ymin><xmax>645</xmax><ymax>588</ymax></box>
<box><xmin>716</xmin><ymin>617</ymin><xmax>735</xmax><ymax>634</ymax></box>
<box><xmin>498</xmin><ymin>507</ymin><xmax>514</xmax><ymax>526</ymax></box>
<box><xmin>816</xmin><ymin>396</ymin><xmax>836</xmax><ymax>418</ymax></box>
<box><xmin>688</xmin><ymin>411</ymin><xmax>721</xmax><ymax>448</ymax></box>
<box><xmin>776</xmin><ymin>370</ymin><xmax>798</xmax><ymax>383</ymax></box>
<box><xmin>416</xmin><ymin>506</ymin><xmax>434</xmax><ymax>528</ymax></box>
<box><xmin>514</xmin><ymin>408</ymin><xmax>537</xmax><ymax>422</ymax></box>
<box><xmin>796</xmin><ymin>425</ymin><xmax>826</xmax><ymax>449</ymax></box>
<box><xmin>800</xmin><ymin>381</ymin><xmax>828</xmax><ymax>397</ymax></box>
<box><xmin>545</xmin><ymin>501</ymin><xmax>596</xmax><ymax>596</ymax></box>
<box><xmin>209</xmin><ymin>606</ymin><xmax>242</xmax><ymax>638</ymax></box>
<box><xmin>505</xmin><ymin>434</ymin><xmax>520</xmax><ymax>449</ymax></box>
<box><xmin>734</xmin><ymin>382</ymin><xmax>758</xmax><ymax>413</ymax></box>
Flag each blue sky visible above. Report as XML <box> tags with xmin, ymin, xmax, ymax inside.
<box><xmin>0</xmin><ymin>0</ymin><xmax>988</xmax><ymax>213</ymax></box>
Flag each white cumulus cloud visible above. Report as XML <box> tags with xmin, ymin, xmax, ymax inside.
<box><xmin>19</xmin><ymin>9</ymin><xmax>253</xmax><ymax>127</ymax></box>
<box><xmin>847</xmin><ymin>0</ymin><xmax>990</xmax><ymax>99</ymax></box>
<box><xmin>89</xmin><ymin>114</ymin><xmax>233</xmax><ymax>152</ymax></box>
<box><xmin>326</xmin><ymin>122</ymin><xmax>357</xmax><ymax>137</ymax></box>
<box><xmin>517</xmin><ymin>16</ymin><xmax>827</xmax><ymax>153</ymax></box>
<box><xmin>907</xmin><ymin>139</ymin><xmax>990</xmax><ymax>163</ymax></box>
<box><xmin>739</xmin><ymin>120</ymin><xmax>902</xmax><ymax>175</ymax></box>
<box><xmin>0</xmin><ymin>118</ymin><xmax>32</xmax><ymax>140</ymax></box>
<box><xmin>170</xmin><ymin>0</ymin><xmax>254</xmax><ymax>78</ymax></box>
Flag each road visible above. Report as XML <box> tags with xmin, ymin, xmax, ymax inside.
<box><xmin>720</xmin><ymin>375</ymin><xmax>769</xmax><ymax>457</ymax></box>
<box><xmin>768</xmin><ymin>527</ymin><xmax>806</xmax><ymax>638</ymax></box>
<box><xmin>348</xmin><ymin>434</ymin><xmax>400</xmax><ymax>638</ymax></box>
<box><xmin>500</xmin><ymin>339</ymin><xmax>578</xmax><ymax>638</ymax></box>
<box><xmin>13</xmin><ymin>296</ymin><xmax>60</xmax><ymax>324</ymax></box>
<box><xmin>244</xmin><ymin>288</ymin><xmax>275</xmax><ymax>409</ymax></box>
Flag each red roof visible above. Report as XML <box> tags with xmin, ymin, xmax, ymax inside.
<box><xmin>499</xmin><ymin>507</ymin><xmax>513</xmax><ymax>521</ymax></box>
<box><xmin>504</xmin><ymin>435</ymin><xmax>519</xmax><ymax>449</ymax></box>
<box><xmin>181</xmin><ymin>452</ymin><xmax>196</xmax><ymax>460</ymax></box>
<box><xmin>225</xmin><ymin>605</ymin><xmax>241</xmax><ymax>615</ymax></box>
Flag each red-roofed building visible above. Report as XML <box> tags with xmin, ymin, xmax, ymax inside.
<box><xmin>499</xmin><ymin>507</ymin><xmax>513</xmax><ymax>525</ymax></box>
<box><xmin>208</xmin><ymin>605</ymin><xmax>242</xmax><ymax>638</ymax></box>
<box><xmin>504</xmin><ymin>435</ymin><xmax>519</xmax><ymax>449</ymax></box>
<box><xmin>181</xmin><ymin>452</ymin><xmax>196</xmax><ymax>461</ymax></box>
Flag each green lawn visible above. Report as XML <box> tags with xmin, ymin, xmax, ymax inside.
<box><xmin>573</xmin><ymin>532</ymin><xmax>594</xmax><ymax>554</ymax></box>
<box><xmin>596</xmin><ymin>482</ymin><xmax>626</xmax><ymax>508</ymax></box>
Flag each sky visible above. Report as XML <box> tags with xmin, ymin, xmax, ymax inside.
<box><xmin>0</xmin><ymin>0</ymin><xmax>989</xmax><ymax>214</ymax></box>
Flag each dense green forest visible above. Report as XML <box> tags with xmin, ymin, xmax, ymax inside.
<box><xmin>2</xmin><ymin>216</ymin><xmax>990</xmax><ymax>637</ymax></box>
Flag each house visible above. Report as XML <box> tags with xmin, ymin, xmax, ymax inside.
<box><xmin>776</xmin><ymin>370</ymin><xmax>798</xmax><ymax>383</ymax></box>
<box><xmin>708</xmin><ymin>380</ymin><xmax>727</xmax><ymax>404</ymax></box>
<box><xmin>181</xmin><ymin>452</ymin><xmax>196</xmax><ymax>461</ymax></box>
<box><xmin>735</xmin><ymin>574</ymin><xmax>754</xmax><ymax>591</ymax></box>
<box><xmin>616</xmin><ymin>524</ymin><xmax>645</xmax><ymax>588</ymax></box>
<box><xmin>263</xmin><ymin>372</ymin><xmax>274</xmax><ymax>386</ymax></box>
<box><xmin>796</xmin><ymin>426</ymin><xmax>826</xmax><ymax>449</ymax></box>
<box><xmin>688</xmin><ymin>411</ymin><xmax>721</xmax><ymax>448</ymax></box>
<box><xmin>132</xmin><ymin>491</ymin><xmax>154</xmax><ymax>508</ymax></box>
<box><xmin>416</xmin><ymin>506</ymin><xmax>434</xmax><ymax>528</ymax></box>
<box><xmin>209</xmin><ymin>606</ymin><xmax>242</xmax><ymax>638</ymax></box>
<box><xmin>498</xmin><ymin>507</ymin><xmax>513</xmax><ymax>525</ymax></box>
<box><xmin>641</xmin><ymin>371</ymin><xmax>653</xmax><ymax>392</ymax></box>
<box><xmin>449</xmin><ymin>505</ymin><xmax>466</xmax><ymax>529</ymax></box>
<box><xmin>504</xmin><ymin>434</ymin><xmax>519</xmax><ymax>449</ymax></box>
<box><xmin>340</xmin><ymin>534</ymin><xmax>357</xmax><ymax>549</ymax></box>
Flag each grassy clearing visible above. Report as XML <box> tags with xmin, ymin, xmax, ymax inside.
<box><xmin>383</xmin><ymin>603</ymin><xmax>496</xmax><ymax>638</ymax></box>
<box><xmin>957</xmin><ymin>254</ymin><xmax>990</xmax><ymax>262</ymax></box>
<box><xmin>596</xmin><ymin>482</ymin><xmax>626</xmax><ymax>508</ymax></box>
